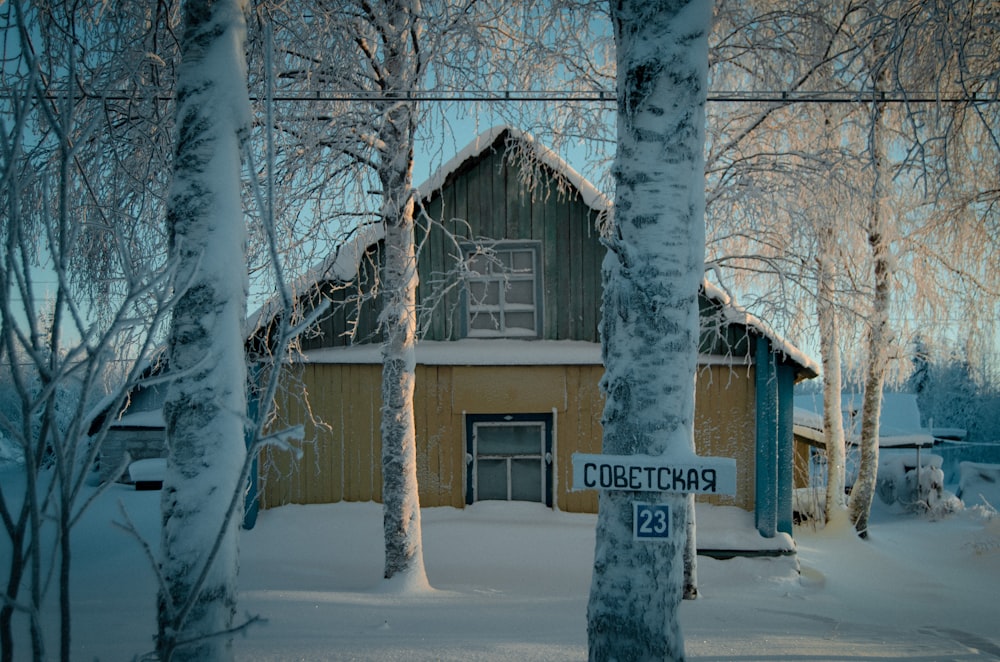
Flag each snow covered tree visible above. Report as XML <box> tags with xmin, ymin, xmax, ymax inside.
<box><xmin>906</xmin><ymin>341</ymin><xmax>1000</xmax><ymax>445</ymax></box>
<box><xmin>0</xmin><ymin>3</ymin><xmax>175</xmax><ymax>661</ymax></box>
<box><xmin>849</xmin><ymin>80</ymin><xmax>892</xmax><ymax>537</ymax></box>
<box><xmin>255</xmin><ymin>0</ymin><xmax>617</xmax><ymax>586</ymax></box>
<box><xmin>703</xmin><ymin>2</ymin><xmax>1000</xmax><ymax>532</ymax></box>
<box><xmin>705</xmin><ymin>2</ymin><xmax>874</xmax><ymax>527</ymax></box>
<box><xmin>363</xmin><ymin>0</ymin><xmax>428</xmax><ymax>585</ymax></box>
<box><xmin>866</xmin><ymin>0</ymin><xmax>1000</xmax><ymax>402</ymax></box>
<box><xmin>587</xmin><ymin>1</ymin><xmax>711</xmax><ymax>659</ymax></box>
<box><xmin>156</xmin><ymin>0</ymin><xmax>252</xmax><ymax>659</ymax></box>
<box><xmin>816</xmin><ymin>211</ymin><xmax>849</xmax><ymax>523</ymax></box>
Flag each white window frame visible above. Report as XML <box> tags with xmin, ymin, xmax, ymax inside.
<box><xmin>465</xmin><ymin>413</ymin><xmax>554</xmax><ymax>506</ymax></box>
<box><xmin>463</xmin><ymin>241</ymin><xmax>542</xmax><ymax>338</ymax></box>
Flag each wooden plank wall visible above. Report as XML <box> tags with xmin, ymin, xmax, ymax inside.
<box><xmin>557</xmin><ymin>365</ymin><xmax>603</xmax><ymax>513</ymax></box>
<box><xmin>261</xmin><ymin>362</ymin><xmax>606</xmax><ymax>511</ymax></box>
<box><xmin>693</xmin><ymin>363</ymin><xmax>757</xmax><ymax>511</ymax></box>
<box><xmin>416</xmin><ymin>140</ymin><xmax>604</xmax><ymax>343</ymax></box>
<box><xmin>260</xmin><ymin>363</ymin><xmax>383</xmax><ymax>509</ymax></box>
<box><xmin>259</xmin><ymin>361</ymin><xmax>756</xmax><ymax>515</ymax></box>
<box><xmin>413</xmin><ymin>365</ymin><xmax>465</xmax><ymax>508</ymax></box>
<box><xmin>299</xmin><ymin>247</ymin><xmax>384</xmax><ymax>351</ymax></box>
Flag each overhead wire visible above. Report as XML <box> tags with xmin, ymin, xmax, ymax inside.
<box><xmin>10</xmin><ymin>89</ymin><xmax>1000</xmax><ymax>105</ymax></box>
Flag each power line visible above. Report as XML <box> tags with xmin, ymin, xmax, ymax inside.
<box><xmin>12</xmin><ymin>88</ymin><xmax>1000</xmax><ymax>105</ymax></box>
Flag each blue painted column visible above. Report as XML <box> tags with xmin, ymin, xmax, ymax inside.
<box><xmin>755</xmin><ymin>339</ymin><xmax>778</xmax><ymax>538</ymax></box>
<box><xmin>776</xmin><ymin>363</ymin><xmax>795</xmax><ymax>535</ymax></box>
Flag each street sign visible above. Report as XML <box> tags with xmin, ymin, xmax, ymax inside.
<box><xmin>571</xmin><ymin>453</ymin><xmax>737</xmax><ymax>495</ymax></box>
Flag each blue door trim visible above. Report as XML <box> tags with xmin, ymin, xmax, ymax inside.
<box><xmin>465</xmin><ymin>413</ymin><xmax>553</xmax><ymax>507</ymax></box>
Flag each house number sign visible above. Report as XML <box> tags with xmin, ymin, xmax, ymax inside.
<box><xmin>633</xmin><ymin>502</ymin><xmax>671</xmax><ymax>540</ymax></box>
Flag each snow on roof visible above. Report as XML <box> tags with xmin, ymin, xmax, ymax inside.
<box><xmin>301</xmin><ymin>339</ymin><xmax>604</xmax><ymax>366</ymax></box>
<box><xmin>247</xmin><ymin>222</ymin><xmax>386</xmax><ymax>331</ymax></box>
<box><xmin>874</xmin><ymin>393</ymin><xmax>933</xmax><ymax>443</ymax></box>
<box><xmin>931</xmin><ymin>427</ymin><xmax>967</xmax><ymax>441</ymax></box>
<box><xmin>793</xmin><ymin>392</ymin><xmax>935</xmax><ymax>448</ymax></box>
<box><xmin>111</xmin><ymin>408</ymin><xmax>165</xmax><ymax>429</ymax></box>
<box><xmin>702</xmin><ymin>280</ymin><xmax>819</xmax><ymax>378</ymax></box>
<box><xmin>128</xmin><ymin>458</ymin><xmax>166</xmax><ymax>482</ymax></box>
<box><xmin>416</xmin><ymin>125</ymin><xmax>611</xmax><ymax>214</ymax></box>
<box><xmin>301</xmin><ymin>339</ymin><xmax>810</xmax><ymax>374</ymax></box>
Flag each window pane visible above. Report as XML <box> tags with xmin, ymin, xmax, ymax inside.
<box><xmin>510</xmin><ymin>459</ymin><xmax>542</xmax><ymax>502</ymax></box>
<box><xmin>511</xmin><ymin>250</ymin><xmax>534</xmax><ymax>272</ymax></box>
<box><xmin>505</xmin><ymin>311</ymin><xmax>536</xmax><ymax>332</ymax></box>
<box><xmin>468</xmin><ymin>253</ymin><xmax>490</xmax><ymax>275</ymax></box>
<box><xmin>470</xmin><ymin>312</ymin><xmax>498</xmax><ymax>332</ymax></box>
<box><xmin>464</xmin><ymin>243</ymin><xmax>541</xmax><ymax>339</ymax></box>
<box><xmin>468</xmin><ymin>280</ymin><xmax>487</xmax><ymax>304</ymax></box>
<box><xmin>506</xmin><ymin>280</ymin><xmax>534</xmax><ymax>305</ymax></box>
<box><xmin>477</xmin><ymin>459</ymin><xmax>508</xmax><ymax>500</ymax></box>
<box><xmin>477</xmin><ymin>424</ymin><xmax>542</xmax><ymax>455</ymax></box>
<box><xmin>469</xmin><ymin>281</ymin><xmax>500</xmax><ymax>306</ymax></box>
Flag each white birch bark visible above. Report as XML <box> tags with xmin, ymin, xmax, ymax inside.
<box><xmin>375</xmin><ymin>0</ymin><xmax>428</xmax><ymax>587</ymax></box>
<box><xmin>849</xmin><ymin>17</ymin><xmax>892</xmax><ymax>536</ymax></box>
<box><xmin>588</xmin><ymin>1</ymin><xmax>710</xmax><ymax>659</ymax></box>
<box><xmin>816</xmin><ymin>225</ymin><xmax>848</xmax><ymax>523</ymax></box>
<box><xmin>850</xmin><ymin>227</ymin><xmax>889</xmax><ymax>536</ymax></box>
<box><xmin>849</xmin><ymin>100</ymin><xmax>890</xmax><ymax>537</ymax></box>
<box><xmin>158</xmin><ymin>1</ymin><xmax>251</xmax><ymax>659</ymax></box>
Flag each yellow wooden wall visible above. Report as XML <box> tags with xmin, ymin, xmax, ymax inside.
<box><xmin>693</xmin><ymin>363</ymin><xmax>756</xmax><ymax>511</ymax></box>
<box><xmin>260</xmin><ymin>360</ymin><xmax>757</xmax><ymax>514</ymax></box>
<box><xmin>260</xmin><ymin>363</ymin><xmax>384</xmax><ymax>509</ymax></box>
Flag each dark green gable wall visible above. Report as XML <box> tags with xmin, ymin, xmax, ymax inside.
<box><xmin>298</xmin><ymin>248</ymin><xmax>384</xmax><ymax>350</ymax></box>
<box><xmin>300</xmin><ymin>135</ymin><xmax>607</xmax><ymax>350</ymax></box>
<box><xmin>418</xmin><ymin>138</ymin><xmax>605</xmax><ymax>342</ymax></box>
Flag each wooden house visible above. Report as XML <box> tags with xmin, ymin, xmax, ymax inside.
<box><xmin>256</xmin><ymin>127</ymin><xmax>818</xmax><ymax>541</ymax></box>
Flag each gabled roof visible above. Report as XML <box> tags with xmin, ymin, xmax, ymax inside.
<box><xmin>417</xmin><ymin>125</ymin><xmax>611</xmax><ymax>214</ymax></box>
<box><xmin>250</xmin><ymin>126</ymin><xmax>818</xmax><ymax>379</ymax></box>
<box><xmin>701</xmin><ymin>281</ymin><xmax>819</xmax><ymax>379</ymax></box>
<box><xmin>420</xmin><ymin>126</ymin><xmax>817</xmax><ymax>378</ymax></box>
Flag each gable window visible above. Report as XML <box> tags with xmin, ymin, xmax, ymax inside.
<box><xmin>464</xmin><ymin>242</ymin><xmax>542</xmax><ymax>338</ymax></box>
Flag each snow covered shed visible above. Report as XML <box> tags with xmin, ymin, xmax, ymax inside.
<box><xmin>253</xmin><ymin>127</ymin><xmax>818</xmax><ymax>538</ymax></box>
<box><xmin>793</xmin><ymin>391</ymin><xmax>937</xmax><ymax>488</ymax></box>
<box><xmin>94</xmin><ymin>379</ymin><xmax>168</xmax><ymax>485</ymax></box>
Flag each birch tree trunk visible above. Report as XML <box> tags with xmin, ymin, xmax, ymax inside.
<box><xmin>816</xmin><ymin>224</ymin><xmax>848</xmax><ymax>523</ymax></box>
<box><xmin>849</xmin><ymin>20</ymin><xmax>892</xmax><ymax>535</ymax></box>
<box><xmin>849</xmin><ymin>95</ymin><xmax>890</xmax><ymax>537</ymax></box>
<box><xmin>158</xmin><ymin>1</ymin><xmax>251</xmax><ymax>659</ymax></box>
<box><xmin>588</xmin><ymin>1</ymin><xmax>710</xmax><ymax>659</ymax></box>
<box><xmin>850</xmin><ymin>220</ymin><xmax>890</xmax><ymax>536</ymax></box>
<box><xmin>375</xmin><ymin>0</ymin><xmax>428</xmax><ymax>587</ymax></box>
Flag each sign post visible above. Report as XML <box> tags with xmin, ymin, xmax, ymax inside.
<box><xmin>572</xmin><ymin>453</ymin><xmax>737</xmax><ymax>541</ymax></box>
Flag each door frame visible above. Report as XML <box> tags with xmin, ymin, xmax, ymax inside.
<box><xmin>465</xmin><ymin>412</ymin><xmax>553</xmax><ymax>507</ymax></box>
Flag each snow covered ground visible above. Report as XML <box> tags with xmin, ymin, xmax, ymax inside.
<box><xmin>5</xmin><ymin>466</ymin><xmax>998</xmax><ymax>661</ymax></box>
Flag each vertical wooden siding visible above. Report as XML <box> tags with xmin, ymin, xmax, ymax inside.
<box><xmin>416</xmin><ymin>141</ymin><xmax>605</xmax><ymax>343</ymax></box>
<box><xmin>260</xmin><ymin>360</ymin><xmax>757</xmax><ymax>514</ymax></box>
<box><xmin>260</xmin><ymin>363</ymin><xmax>383</xmax><ymax>508</ymax></box>
<box><xmin>693</xmin><ymin>363</ymin><xmax>757</xmax><ymax>511</ymax></box>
